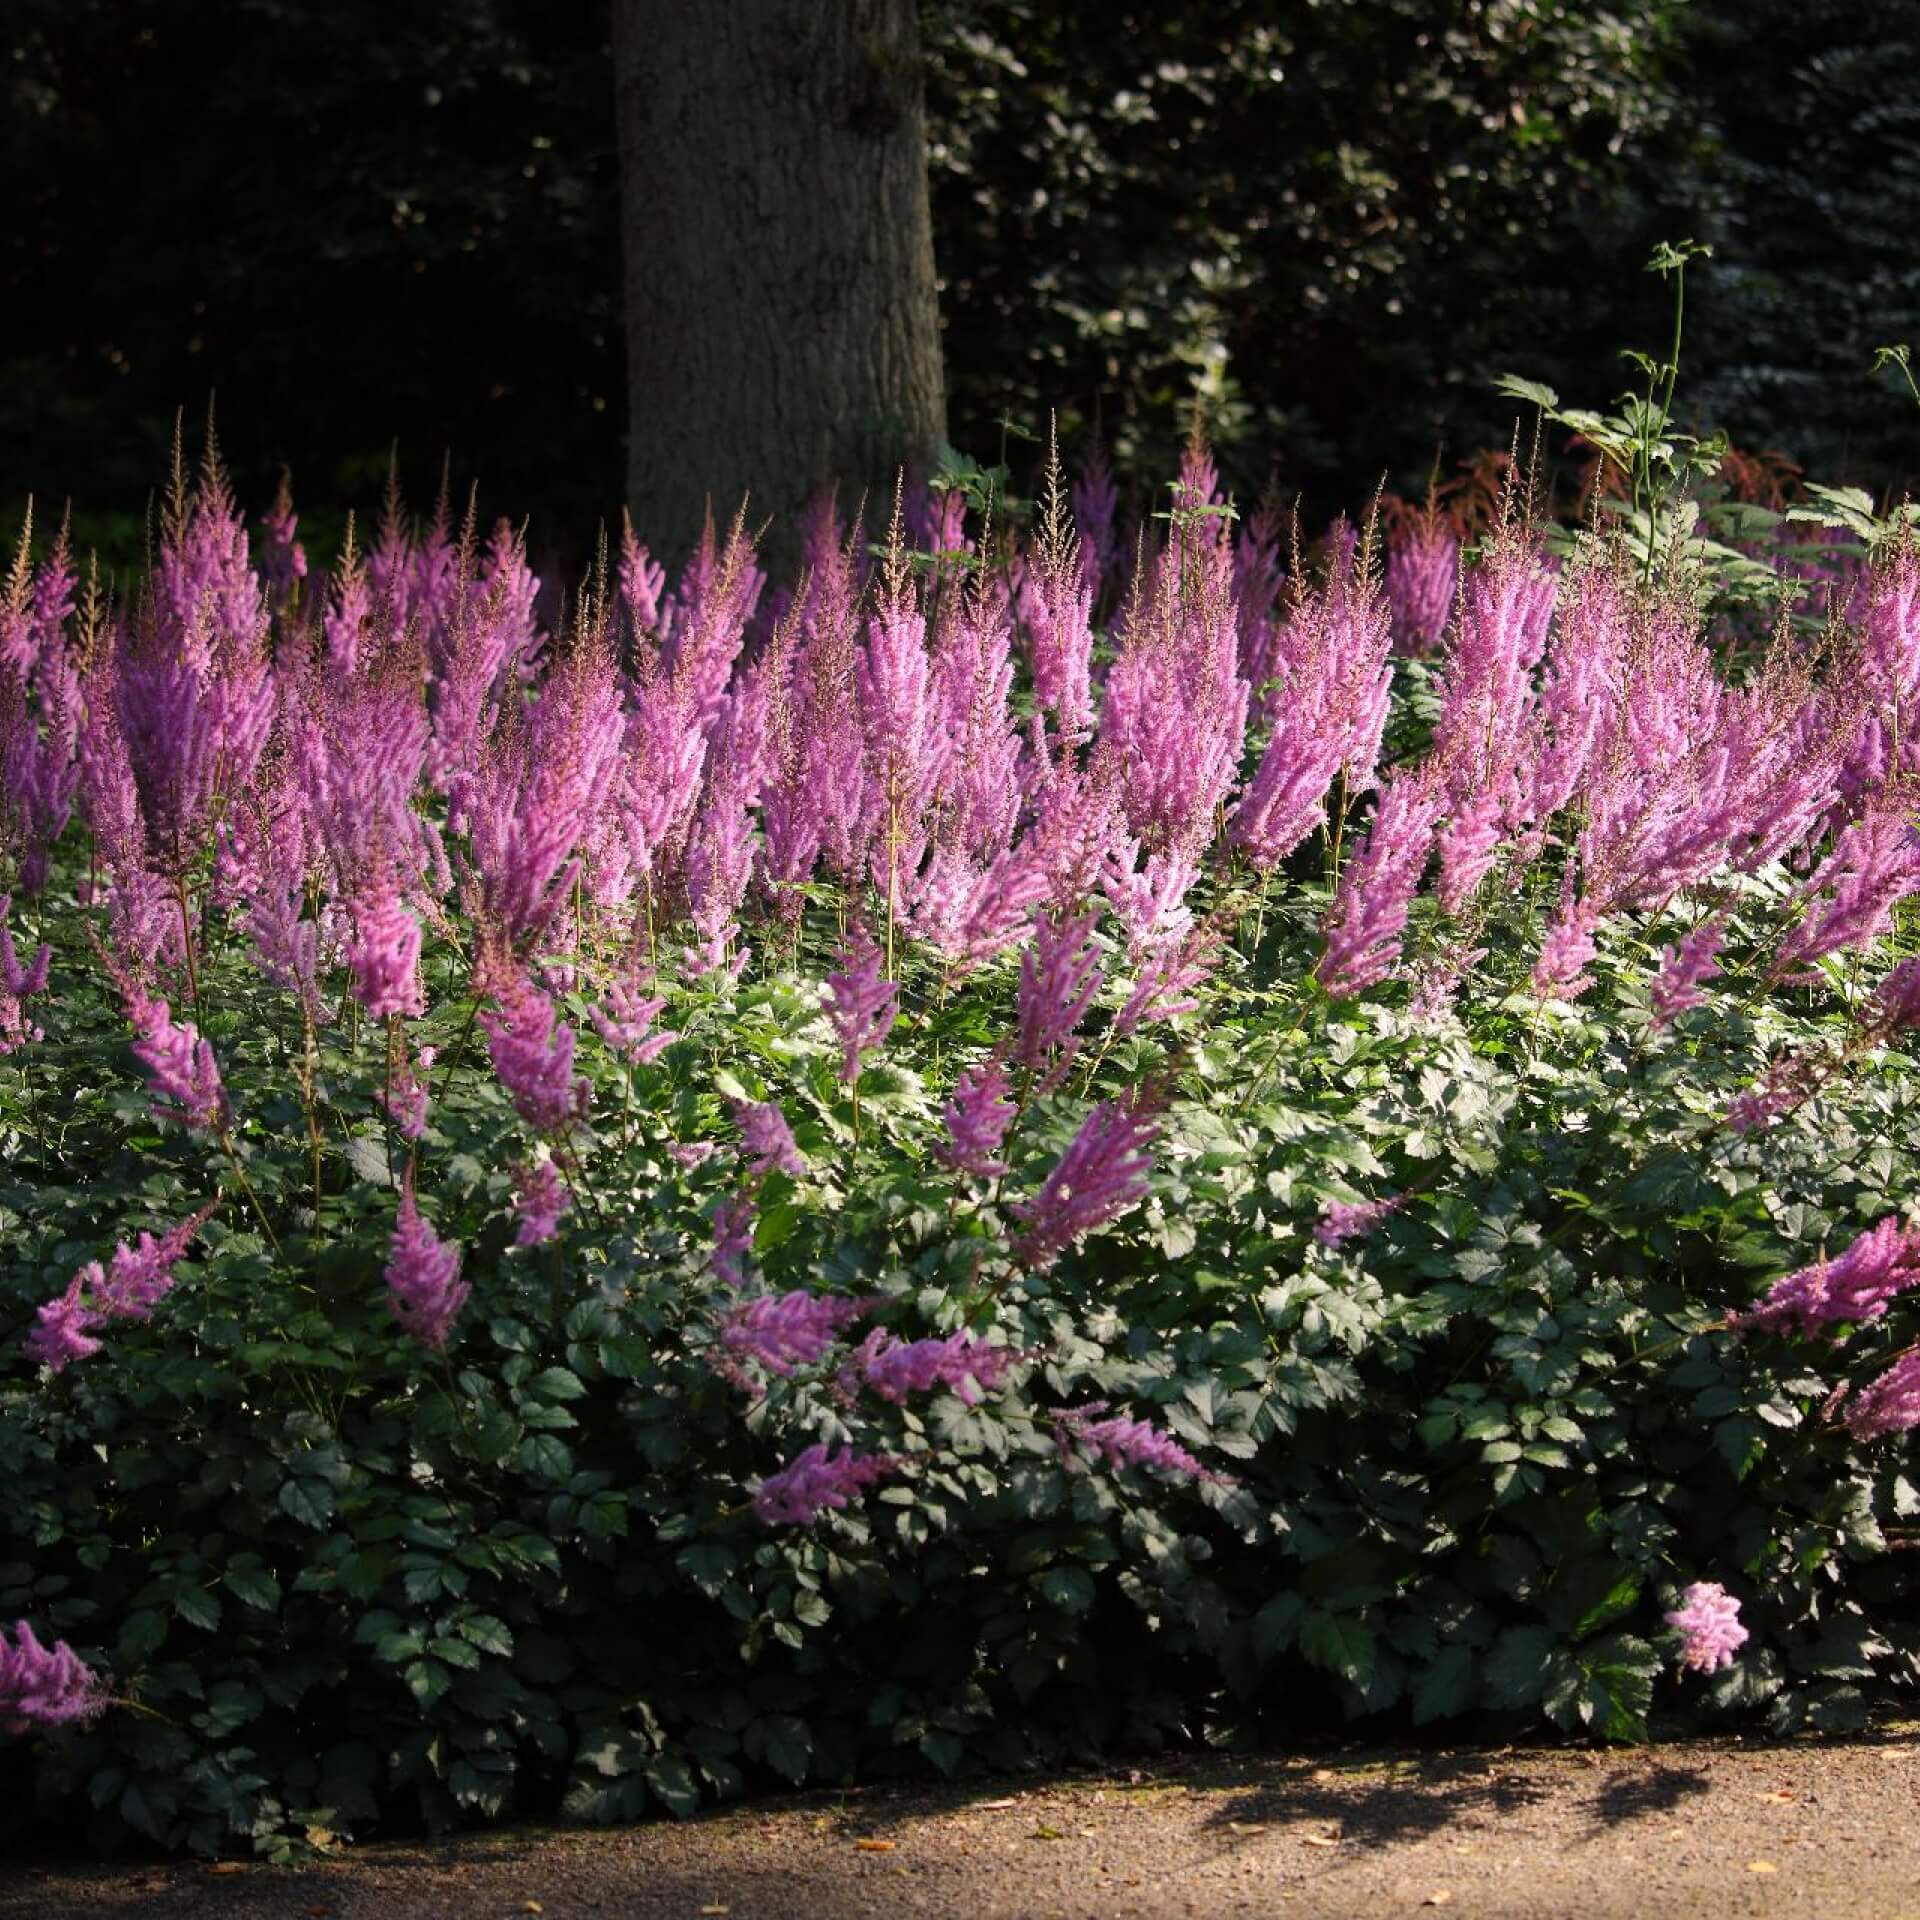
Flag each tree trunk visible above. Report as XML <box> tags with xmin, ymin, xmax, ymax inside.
<box><xmin>612</xmin><ymin>0</ymin><xmax>946</xmax><ymax>575</ymax></box>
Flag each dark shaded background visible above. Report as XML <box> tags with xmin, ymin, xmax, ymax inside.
<box><xmin>5</xmin><ymin>0</ymin><xmax>1918</xmax><ymax>559</ymax></box>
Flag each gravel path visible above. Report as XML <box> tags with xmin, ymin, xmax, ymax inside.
<box><xmin>7</xmin><ymin>1727</ymin><xmax>1920</xmax><ymax>1919</ymax></box>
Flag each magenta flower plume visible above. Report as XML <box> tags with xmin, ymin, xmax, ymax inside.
<box><xmin>1868</xmin><ymin>955</ymin><xmax>1920</xmax><ymax>1038</ymax></box>
<box><xmin>853</xmin><ymin>1328</ymin><xmax>1023</xmax><ymax>1407</ymax></box>
<box><xmin>733</xmin><ymin>1100</ymin><xmax>805</xmax><ymax>1179</ymax></box>
<box><xmin>825</xmin><ymin>926</ymin><xmax>898</xmax><ymax>1085</ymax></box>
<box><xmin>511</xmin><ymin>1157</ymin><xmax>571</xmax><ymax>1249</ymax></box>
<box><xmin>591</xmin><ymin>969</ymin><xmax>676</xmax><ymax>1064</ymax></box>
<box><xmin>1315</xmin><ymin>1194</ymin><xmax>1402</xmax><ymax>1249</ymax></box>
<box><xmin>1664</xmin><ymin>1582</ymin><xmax>1747</xmax><ymax>1674</ymax></box>
<box><xmin>385</xmin><ymin>1174</ymin><xmax>469</xmax><ymax>1351</ymax></box>
<box><xmin>1012</xmin><ymin>1097</ymin><xmax>1158</xmax><ymax>1269</ymax></box>
<box><xmin>0</xmin><ymin>893</ymin><xmax>50</xmax><ymax>1055</ymax></box>
<box><xmin>380</xmin><ymin>1052</ymin><xmax>431</xmax><ymax>1141</ymax></box>
<box><xmin>125</xmin><ymin>986</ymin><xmax>227</xmax><ymax>1132</ymax></box>
<box><xmin>0</xmin><ymin>1621</ymin><xmax>107</xmax><ymax>1732</ymax></box>
<box><xmin>1015</xmin><ymin>908</ymin><xmax>1103</xmax><ymax>1092</ymax></box>
<box><xmin>1316</xmin><ymin>775</ymin><xmax>1444</xmax><ymax>999</ymax></box>
<box><xmin>1843</xmin><ymin>1347</ymin><xmax>1920</xmax><ymax>1442</ymax></box>
<box><xmin>711</xmin><ymin>1189</ymin><xmax>757</xmax><ymax>1289</ymax></box>
<box><xmin>718</xmin><ymin>1289</ymin><xmax>870</xmax><ymax>1378</ymax></box>
<box><xmin>935</xmin><ymin>1058</ymin><xmax>1016</xmax><ymax>1179</ymax></box>
<box><xmin>22</xmin><ymin>1275</ymin><xmax>102</xmax><ymax>1374</ymax></box>
<box><xmin>479</xmin><ymin>974</ymin><xmax>588</xmax><ymax>1133</ymax></box>
<box><xmin>1387</xmin><ymin>515</ymin><xmax>1459</xmax><ymax>655</ymax></box>
<box><xmin>1054</xmin><ymin>1403</ymin><xmax>1234</xmax><ymax>1486</ymax></box>
<box><xmin>346</xmin><ymin>877</ymin><xmax>425</xmax><ymax>1022</ymax></box>
<box><xmin>1649</xmin><ymin>919</ymin><xmax>1724</xmax><ymax>1030</ymax></box>
<box><xmin>753</xmin><ymin>1443</ymin><xmax>901</xmax><ymax>1526</ymax></box>
<box><xmin>1728</xmin><ymin>1215</ymin><xmax>1920</xmax><ymax>1338</ymax></box>
<box><xmin>89</xmin><ymin>1204</ymin><xmax>214</xmax><ymax>1321</ymax></box>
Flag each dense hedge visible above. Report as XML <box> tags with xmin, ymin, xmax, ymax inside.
<box><xmin>2</xmin><ymin>439</ymin><xmax>1919</xmax><ymax>1857</ymax></box>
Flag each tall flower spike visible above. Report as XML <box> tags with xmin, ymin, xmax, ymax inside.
<box><xmin>511</xmin><ymin>1157</ymin><xmax>571</xmax><ymax>1249</ymax></box>
<box><xmin>1727</xmin><ymin>1215</ymin><xmax>1920</xmax><ymax>1338</ymax></box>
<box><xmin>733</xmin><ymin>1100</ymin><xmax>805</xmax><ymax>1179</ymax></box>
<box><xmin>1014</xmin><ymin>908</ymin><xmax>1103</xmax><ymax>1092</ymax></box>
<box><xmin>1648</xmin><ymin>919</ymin><xmax>1724</xmax><ymax>1030</ymax></box>
<box><xmin>718</xmin><ymin>1290</ymin><xmax>870</xmax><ymax>1379</ymax></box>
<box><xmin>753</xmin><ymin>1443</ymin><xmax>901</xmax><ymax>1526</ymax></box>
<box><xmin>0</xmin><ymin>1621</ymin><xmax>107</xmax><ymax>1731</ymax></box>
<box><xmin>711</xmin><ymin>1189</ymin><xmax>757</xmax><ymax>1289</ymax></box>
<box><xmin>345</xmin><ymin>874</ymin><xmax>425</xmax><ymax>1022</ymax></box>
<box><xmin>22</xmin><ymin>1274</ymin><xmax>103</xmax><ymax>1374</ymax></box>
<box><xmin>824</xmin><ymin>925</ymin><xmax>898</xmax><ymax>1085</ymax></box>
<box><xmin>1843</xmin><ymin>1347</ymin><xmax>1920</xmax><ymax>1442</ymax></box>
<box><xmin>1315</xmin><ymin>775</ymin><xmax>1444</xmax><ymax>999</ymax></box>
<box><xmin>853</xmin><ymin>1329</ymin><xmax>1023</xmax><ymax>1407</ymax></box>
<box><xmin>125</xmin><ymin>985</ymin><xmax>227</xmax><ymax>1132</ymax></box>
<box><xmin>1054</xmin><ymin>1403</ymin><xmax>1234</xmax><ymax>1485</ymax></box>
<box><xmin>1011</xmin><ymin>1095</ymin><xmax>1158</xmax><ymax>1270</ymax></box>
<box><xmin>935</xmin><ymin>1058</ymin><xmax>1016</xmax><ymax>1179</ymax></box>
<box><xmin>385</xmin><ymin>1174</ymin><xmax>469</xmax><ymax>1351</ymax></box>
<box><xmin>479</xmin><ymin>974</ymin><xmax>588</xmax><ymax>1133</ymax></box>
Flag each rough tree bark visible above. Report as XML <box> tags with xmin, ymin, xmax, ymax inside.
<box><xmin>612</xmin><ymin>0</ymin><xmax>946</xmax><ymax>571</ymax></box>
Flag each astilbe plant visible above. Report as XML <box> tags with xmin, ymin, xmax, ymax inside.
<box><xmin>12</xmin><ymin>425</ymin><xmax>1920</xmax><ymax>1853</ymax></box>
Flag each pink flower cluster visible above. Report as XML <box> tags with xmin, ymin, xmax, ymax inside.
<box><xmin>0</xmin><ymin>1620</ymin><xmax>106</xmax><ymax>1731</ymax></box>
<box><xmin>1729</xmin><ymin>1216</ymin><xmax>1920</xmax><ymax>1339</ymax></box>
<box><xmin>22</xmin><ymin>1207</ymin><xmax>212</xmax><ymax>1374</ymax></box>
<box><xmin>1664</xmin><ymin>1581</ymin><xmax>1747</xmax><ymax>1674</ymax></box>
<box><xmin>753</xmin><ymin>1444</ymin><xmax>901</xmax><ymax>1526</ymax></box>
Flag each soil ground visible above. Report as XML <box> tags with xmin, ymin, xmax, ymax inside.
<box><xmin>6</xmin><ymin>1726</ymin><xmax>1920</xmax><ymax>1919</ymax></box>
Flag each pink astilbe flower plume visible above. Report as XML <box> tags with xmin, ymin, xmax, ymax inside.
<box><xmin>1316</xmin><ymin>774</ymin><xmax>1445</xmax><ymax>998</ymax></box>
<box><xmin>345</xmin><ymin>873</ymin><xmax>425</xmax><ymax>1022</ymax></box>
<box><xmin>88</xmin><ymin>1204</ymin><xmax>215</xmax><ymax>1321</ymax></box>
<box><xmin>1054</xmin><ymin>1402</ymin><xmax>1235</xmax><ymax>1486</ymax></box>
<box><xmin>711</xmin><ymin>1190</ymin><xmax>757</xmax><ymax>1289</ymax></box>
<box><xmin>479</xmin><ymin>972</ymin><xmax>588</xmax><ymax>1133</ymax></box>
<box><xmin>1015</xmin><ymin>908</ymin><xmax>1103</xmax><ymax>1092</ymax></box>
<box><xmin>851</xmin><ymin>1328</ymin><xmax>1025</xmax><ymax>1406</ymax></box>
<box><xmin>380</xmin><ymin>1049</ymin><xmax>432</xmax><ymax>1141</ymax></box>
<box><xmin>1843</xmin><ymin>1347</ymin><xmax>1920</xmax><ymax>1442</ymax></box>
<box><xmin>124</xmin><ymin>983</ymin><xmax>228</xmax><ymax>1132</ymax></box>
<box><xmin>1012</xmin><ymin>1094</ymin><xmax>1159</xmax><ymax>1269</ymax></box>
<box><xmin>936</xmin><ymin>1058</ymin><xmax>1016</xmax><ymax>1179</ymax></box>
<box><xmin>718</xmin><ymin>1290</ymin><xmax>871</xmax><ymax>1379</ymax></box>
<box><xmin>734</xmin><ymin>1100</ymin><xmax>805</xmax><ymax>1179</ymax></box>
<box><xmin>0</xmin><ymin>892</ymin><xmax>50</xmax><ymax>1054</ymax></box>
<box><xmin>22</xmin><ymin>1276</ymin><xmax>103</xmax><ymax>1374</ymax></box>
<box><xmin>1315</xmin><ymin>1194</ymin><xmax>1403</xmax><ymax>1248</ymax></box>
<box><xmin>1649</xmin><ymin>919</ymin><xmax>1724</xmax><ymax>1030</ymax></box>
<box><xmin>1664</xmin><ymin>1582</ymin><xmax>1747</xmax><ymax>1674</ymax></box>
<box><xmin>825</xmin><ymin>925</ymin><xmax>897</xmax><ymax>1085</ymax></box>
<box><xmin>1728</xmin><ymin>1215</ymin><xmax>1920</xmax><ymax>1338</ymax></box>
<box><xmin>0</xmin><ymin>1621</ymin><xmax>107</xmax><ymax>1731</ymax></box>
<box><xmin>753</xmin><ymin>1443</ymin><xmax>902</xmax><ymax>1526</ymax></box>
<box><xmin>385</xmin><ymin>1173</ymin><xmax>469</xmax><ymax>1351</ymax></box>
<box><xmin>511</xmin><ymin>1156</ymin><xmax>571</xmax><ymax>1248</ymax></box>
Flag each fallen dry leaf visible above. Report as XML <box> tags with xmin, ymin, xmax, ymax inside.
<box><xmin>522</xmin><ymin>1903</ymin><xmax>545</xmax><ymax>1914</ymax></box>
<box><xmin>1031</xmin><ymin>1824</ymin><xmax>1065</xmax><ymax>1841</ymax></box>
<box><xmin>700</xmin><ymin>1906</ymin><xmax>730</xmax><ymax>1916</ymax></box>
<box><xmin>1424</xmin><ymin>1893</ymin><xmax>1454</xmax><ymax>1908</ymax></box>
<box><xmin>1748</xmin><ymin>1861</ymin><xmax>1778</xmax><ymax>1874</ymax></box>
<box><xmin>208</xmin><ymin>1863</ymin><xmax>249</xmax><ymax>1876</ymax></box>
<box><xmin>855</xmin><ymin>1838</ymin><xmax>896</xmax><ymax>1854</ymax></box>
<box><xmin>1310</xmin><ymin>1768</ymin><xmax>1335</xmax><ymax>1784</ymax></box>
<box><xmin>1228</xmin><ymin>1821</ymin><xmax>1269</xmax><ymax>1835</ymax></box>
<box><xmin>1302</xmin><ymin>1833</ymin><xmax>1342</xmax><ymax>1849</ymax></box>
<box><xmin>979</xmin><ymin>1797</ymin><xmax>1018</xmax><ymax>1810</ymax></box>
<box><xmin>1756</xmin><ymin>1790</ymin><xmax>1795</xmax><ymax>1804</ymax></box>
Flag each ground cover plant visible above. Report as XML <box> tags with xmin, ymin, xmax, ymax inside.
<box><xmin>4</xmin><ymin>404</ymin><xmax>1920</xmax><ymax>1859</ymax></box>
